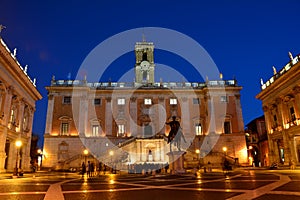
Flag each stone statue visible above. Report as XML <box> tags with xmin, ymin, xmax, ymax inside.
<box><xmin>0</xmin><ymin>25</ymin><xmax>6</xmax><ymax>33</ymax></box>
<box><xmin>166</xmin><ymin>116</ymin><xmax>186</xmax><ymax>151</ymax></box>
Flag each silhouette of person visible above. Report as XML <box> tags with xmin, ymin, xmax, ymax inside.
<box><xmin>166</xmin><ymin>116</ymin><xmax>181</xmax><ymax>143</ymax></box>
<box><xmin>81</xmin><ymin>162</ymin><xmax>86</xmax><ymax>177</ymax></box>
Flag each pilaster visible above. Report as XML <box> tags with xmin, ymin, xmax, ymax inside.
<box><xmin>105</xmin><ymin>97</ymin><xmax>112</xmax><ymax>136</ymax></box>
<box><xmin>45</xmin><ymin>94</ymin><xmax>54</xmax><ymax>134</ymax></box>
<box><xmin>130</xmin><ymin>97</ymin><xmax>137</xmax><ymax>137</ymax></box>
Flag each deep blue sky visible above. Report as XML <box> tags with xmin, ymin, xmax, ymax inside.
<box><xmin>2</xmin><ymin>0</ymin><xmax>300</xmax><ymax>147</ymax></box>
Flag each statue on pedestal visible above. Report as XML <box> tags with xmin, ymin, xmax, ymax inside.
<box><xmin>166</xmin><ymin>116</ymin><xmax>186</xmax><ymax>151</ymax></box>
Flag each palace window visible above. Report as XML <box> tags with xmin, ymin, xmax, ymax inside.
<box><xmin>117</xmin><ymin>98</ymin><xmax>125</xmax><ymax>105</ymax></box>
<box><xmin>22</xmin><ymin>107</ymin><xmax>29</xmax><ymax>131</ymax></box>
<box><xmin>290</xmin><ymin>106</ymin><xmax>296</xmax><ymax>121</ymax></box>
<box><xmin>193</xmin><ymin>98</ymin><xmax>200</xmax><ymax>104</ymax></box>
<box><xmin>170</xmin><ymin>98</ymin><xmax>177</xmax><ymax>105</ymax></box>
<box><xmin>220</xmin><ymin>96</ymin><xmax>228</xmax><ymax>102</ymax></box>
<box><xmin>91</xmin><ymin>125</ymin><xmax>99</xmax><ymax>137</ymax></box>
<box><xmin>144</xmin><ymin>98</ymin><xmax>152</xmax><ymax>105</ymax></box>
<box><xmin>117</xmin><ymin>124</ymin><xmax>125</xmax><ymax>137</ymax></box>
<box><xmin>195</xmin><ymin>123</ymin><xmax>202</xmax><ymax>136</ymax></box>
<box><xmin>273</xmin><ymin>114</ymin><xmax>278</xmax><ymax>127</ymax></box>
<box><xmin>10</xmin><ymin>108</ymin><xmax>16</xmax><ymax>124</ymax></box>
<box><xmin>224</xmin><ymin>121</ymin><xmax>231</xmax><ymax>134</ymax></box>
<box><xmin>63</xmin><ymin>96</ymin><xmax>71</xmax><ymax>104</ymax></box>
<box><xmin>61</xmin><ymin>122</ymin><xmax>69</xmax><ymax>135</ymax></box>
<box><xmin>94</xmin><ymin>98</ymin><xmax>101</xmax><ymax>105</ymax></box>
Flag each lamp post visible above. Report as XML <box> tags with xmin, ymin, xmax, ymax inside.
<box><xmin>83</xmin><ymin>149</ymin><xmax>89</xmax><ymax>164</ymax></box>
<box><xmin>195</xmin><ymin>149</ymin><xmax>200</xmax><ymax>166</ymax></box>
<box><xmin>13</xmin><ymin>140</ymin><xmax>22</xmax><ymax>176</ymax></box>
<box><xmin>222</xmin><ymin>146</ymin><xmax>227</xmax><ymax>157</ymax></box>
<box><xmin>109</xmin><ymin>150</ymin><xmax>114</xmax><ymax>173</ymax></box>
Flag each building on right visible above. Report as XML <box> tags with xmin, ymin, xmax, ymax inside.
<box><xmin>256</xmin><ymin>52</ymin><xmax>300</xmax><ymax>166</ymax></box>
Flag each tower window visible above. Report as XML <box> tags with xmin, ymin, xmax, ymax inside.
<box><xmin>63</xmin><ymin>96</ymin><xmax>71</xmax><ymax>104</ymax></box>
<box><xmin>61</xmin><ymin>122</ymin><xmax>69</xmax><ymax>135</ymax></box>
<box><xmin>195</xmin><ymin>123</ymin><xmax>202</xmax><ymax>135</ymax></box>
<box><xmin>224</xmin><ymin>121</ymin><xmax>231</xmax><ymax>134</ymax></box>
<box><xmin>142</xmin><ymin>52</ymin><xmax>147</xmax><ymax>61</ymax></box>
<box><xmin>117</xmin><ymin>124</ymin><xmax>125</xmax><ymax>137</ymax></box>
<box><xmin>92</xmin><ymin>125</ymin><xmax>99</xmax><ymax>137</ymax></box>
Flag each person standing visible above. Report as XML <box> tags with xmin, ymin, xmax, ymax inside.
<box><xmin>87</xmin><ymin>161</ymin><xmax>91</xmax><ymax>178</ymax></box>
<box><xmin>81</xmin><ymin>162</ymin><xmax>86</xmax><ymax>178</ymax></box>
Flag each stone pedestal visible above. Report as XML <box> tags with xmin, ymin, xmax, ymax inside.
<box><xmin>167</xmin><ymin>151</ymin><xmax>186</xmax><ymax>174</ymax></box>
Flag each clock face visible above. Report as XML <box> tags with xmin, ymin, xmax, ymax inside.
<box><xmin>140</xmin><ymin>61</ymin><xmax>150</xmax><ymax>70</ymax></box>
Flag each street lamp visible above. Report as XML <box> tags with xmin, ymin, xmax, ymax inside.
<box><xmin>13</xmin><ymin>140</ymin><xmax>22</xmax><ymax>176</ymax></box>
<box><xmin>195</xmin><ymin>149</ymin><xmax>200</xmax><ymax>168</ymax></box>
<box><xmin>83</xmin><ymin>149</ymin><xmax>89</xmax><ymax>164</ymax></box>
<box><xmin>223</xmin><ymin>147</ymin><xmax>228</xmax><ymax>160</ymax></box>
<box><xmin>222</xmin><ymin>146</ymin><xmax>227</xmax><ymax>155</ymax></box>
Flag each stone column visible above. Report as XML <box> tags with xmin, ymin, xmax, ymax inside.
<box><xmin>0</xmin><ymin>87</ymin><xmax>13</xmax><ymax>172</ymax></box>
<box><xmin>22</xmin><ymin>138</ymin><xmax>32</xmax><ymax>171</ymax></box>
<box><xmin>180</xmin><ymin>96</ymin><xmax>190</xmax><ymax>136</ymax></box>
<box><xmin>45</xmin><ymin>94</ymin><xmax>54</xmax><ymax>135</ymax></box>
<box><xmin>79</xmin><ymin>94</ymin><xmax>88</xmax><ymax>136</ymax></box>
<box><xmin>105</xmin><ymin>97</ymin><xmax>112</xmax><ymax>136</ymax></box>
<box><xmin>27</xmin><ymin>107</ymin><xmax>34</xmax><ymax>137</ymax></box>
<box><xmin>158</xmin><ymin>96</ymin><xmax>165</xmax><ymax>135</ymax></box>
<box><xmin>130</xmin><ymin>97</ymin><xmax>137</xmax><ymax>137</ymax></box>
<box><xmin>17</xmin><ymin>99</ymin><xmax>25</xmax><ymax>132</ymax></box>
<box><xmin>276</xmin><ymin>98</ymin><xmax>284</xmax><ymax>129</ymax></box>
<box><xmin>292</xmin><ymin>86</ymin><xmax>300</xmax><ymax>118</ymax></box>
<box><xmin>235</xmin><ymin>94</ymin><xmax>244</xmax><ymax>133</ymax></box>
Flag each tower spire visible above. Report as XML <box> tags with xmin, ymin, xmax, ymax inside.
<box><xmin>142</xmin><ymin>33</ymin><xmax>146</xmax><ymax>42</ymax></box>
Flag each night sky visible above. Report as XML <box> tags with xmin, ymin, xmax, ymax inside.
<box><xmin>1</xmin><ymin>0</ymin><xmax>300</xmax><ymax>147</ymax></box>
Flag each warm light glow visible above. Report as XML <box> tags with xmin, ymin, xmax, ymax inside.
<box><xmin>51</xmin><ymin>132</ymin><xmax>58</xmax><ymax>136</ymax></box>
<box><xmin>222</xmin><ymin>147</ymin><xmax>227</xmax><ymax>152</ymax></box>
<box><xmin>249</xmin><ymin>146</ymin><xmax>253</xmax><ymax>150</ymax></box>
<box><xmin>15</xmin><ymin>140</ymin><xmax>22</xmax><ymax>147</ymax></box>
<box><xmin>83</xmin><ymin>149</ymin><xmax>89</xmax><ymax>155</ymax></box>
<box><xmin>37</xmin><ymin>149</ymin><xmax>42</xmax><ymax>154</ymax></box>
<box><xmin>109</xmin><ymin>151</ymin><xmax>114</xmax><ymax>156</ymax></box>
<box><xmin>195</xmin><ymin>149</ymin><xmax>200</xmax><ymax>154</ymax></box>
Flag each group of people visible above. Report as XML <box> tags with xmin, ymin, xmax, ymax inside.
<box><xmin>81</xmin><ymin>161</ymin><xmax>111</xmax><ymax>177</ymax></box>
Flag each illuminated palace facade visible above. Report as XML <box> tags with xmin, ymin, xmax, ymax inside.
<box><xmin>43</xmin><ymin>41</ymin><xmax>247</xmax><ymax>170</ymax></box>
<box><xmin>257</xmin><ymin>52</ymin><xmax>300</xmax><ymax>166</ymax></box>
<box><xmin>0</xmin><ymin>37</ymin><xmax>42</xmax><ymax>172</ymax></box>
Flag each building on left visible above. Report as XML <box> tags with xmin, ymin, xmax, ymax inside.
<box><xmin>0</xmin><ymin>36</ymin><xmax>42</xmax><ymax>172</ymax></box>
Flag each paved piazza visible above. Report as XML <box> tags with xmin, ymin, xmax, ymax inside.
<box><xmin>0</xmin><ymin>169</ymin><xmax>299</xmax><ymax>200</ymax></box>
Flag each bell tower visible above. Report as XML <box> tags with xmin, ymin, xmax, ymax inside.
<box><xmin>134</xmin><ymin>38</ymin><xmax>155</xmax><ymax>85</ymax></box>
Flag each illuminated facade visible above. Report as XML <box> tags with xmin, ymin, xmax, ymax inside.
<box><xmin>43</xmin><ymin>41</ymin><xmax>247</xmax><ymax>170</ymax></box>
<box><xmin>0</xmin><ymin>37</ymin><xmax>42</xmax><ymax>172</ymax></box>
<box><xmin>257</xmin><ymin>52</ymin><xmax>300</xmax><ymax>165</ymax></box>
